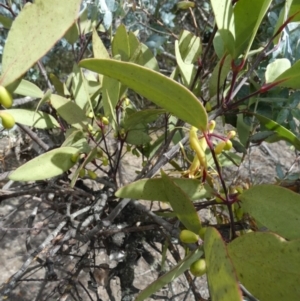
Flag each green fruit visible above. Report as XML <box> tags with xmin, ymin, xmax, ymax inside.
<box><xmin>101</xmin><ymin>157</ymin><xmax>109</xmax><ymax>166</ymax></box>
<box><xmin>198</xmin><ymin>227</ymin><xmax>207</xmax><ymax>240</ymax></box>
<box><xmin>87</xmin><ymin>169</ymin><xmax>97</xmax><ymax>180</ymax></box>
<box><xmin>70</xmin><ymin>152</ymin><xmax>79</xmax><ymax>163</ymax></box>
<box><xmin>0</xmin><ymin>86</ymin><xmax>13</xmax><ymax>108</ymax></box>
<box><xmin>190</xmin><ymin>259</ymin><xmax>206</xmax><ymax>277</ymax></box>
<box><xmin>223</xmin><ymin>139</ymin><xmax>233</xmax><ymax>151</ymax></box>
<box><xmin>0</xmin><ymin>111</ymin><xmax>15</xmax><ymax>129</ymax></box>
<box><xmin>179</xmin><ymin>229</ymin><xmax>199</xmax><ymax>244</ymax></box>
<box><xmin>101</xmin><ymin>116</ymin><xmax>109</xmax><ymax>125</ymax></box>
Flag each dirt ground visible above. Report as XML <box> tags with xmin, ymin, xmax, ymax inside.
<box><xmin>0</xmin><ymin>125</ymin><xmax>299</xmax><ymax>301</ymax></box>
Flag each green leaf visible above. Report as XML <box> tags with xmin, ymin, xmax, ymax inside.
<box><xmin>204</xmin><ymin>227</ymin><xmax>242</xmax><ymax>301</ymax></box>
<box><xmin>14</xmin><ymin>79</ymin><xmax>43</xmax><ymax>98</ymax></box>
<box><xmin>50</xmin><ymin>94</ymin><xmax>88</xmax><ymax>130</ymax></box>
<box><xmin>178</xmin><ymin>30</ymin><xmax>202</xmax><ymax>64</ymax></box>
<box><xmin>272</xmin><ymin>59</ymin><xmax>300</xmax><ymax>89</ymax></box>
<box><xmin>9</xmin><ymin>147</ymin><xmax>78</xmax><ymax>181</ymax></box>
<box><xmin>64</xmin><ymin>22</ymin><xmax>79</xmax><ymax>45</ymax></box>
<box><xmin>233</xmin><ymin>0</ymin><xmax>272</xmax><ymax>58</ymax></box>
<box><xmin>160</xmin><ymin>171</ymin><xmax>202</xmax><ymax>233</ymax></box>
<box><xmin>7</xmin><ymin>109</ymin><xmax>59</xmax><ymax>129</ymax></box>
<box><xmin>123</xmin><ymin>109</ymin><xmax>166</xmax><ymax>130</ymax></box>
<box><xmin>254</xmin><ymin>113</ymin><xmax>300</xmax><ymax>150</ymax></box>
<box><xmin>0</xmin><ymin>0</ymin><xmax>82</xmax><ymax>87</ymax></box>
<box><xmin>79</xmin><ymin>59</ymin><xmax>208</xmax><ymax>130</ymax></box>
<box><xmin>112</xmin><ymin>24</ymin><xmax>130</xmax><ymax>61</ymax></box>
<box><xmin>265</xmin><ymin>58</ymin><xmax>291</xmax><ymax>83</ymax></box>
<box><xmin>136</xmin><ymin>247</ymin><xmax>203</xmax><ymax>301</ymax></box>
<box><xmin>228</xmin><ymin>232</ymin><xmax>300</xmax><ymax>301</ymax></box>
<box><xmin>62</xmin><ymin>129</ymin><xmax>91</xmax><ymax>153</ymax></box>
<box><xmin>0</xmin><ymin>14</ymin><xmax>13</xmax><ymax>29</ymax></box>
<box><xmin>126</xmin><ymin>128</ymin><xmax>151</xmax><ymax>145</ymax></box>
<box><xmin>211</xmin><ymin>0</ymin><xmax>235</xmax><ymax>57</ymax></box>
<box><xmin>239</xmin><ymin>184</ymin><xmax>300</xmax><ymax>239</ymax></box>
<box><xmin>175</xmin><ymin>40</ymin><xmax>196</xmax><ymax>87</ymax></box>
<box><xmin>92</xmin><ymin>28</ymin><xmax>110</xmax><ymax>59</ymax></box>
<box><xmin>115</xmin><ymin>177</ymin><xmax>211</xmax><ymax>201</ymax></box>
<box><xmin>49</xmin><ymin>74</ymin><xmax>66</xmax><ymax>96</ymax></box>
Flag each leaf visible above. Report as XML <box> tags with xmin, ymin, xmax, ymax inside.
<box><xmin>92</xmin><ymin>28</ymin><xmax>110</xmax><ymax>59</ymax></box>
<box><xmin>7</xmin><ymin>109</ymin><xmax>59</xmax><ymax>129</ymax></box>
<box><xmin>14</xmin><ymin>79</ymin><xmax>43</xmax><ymax>98</ymax></box>
<box><xmin>265</xmin><ymin>58</ymin><xmax>291</xmax><ymax>83</ymax></box>
<box><xmin>0</xmin><ymin>15</ymin><xmax>13</xmax><ymax>29</ymax></box>
<box><xmin>115</xmin><ymin>177</ymin><xmax>211</xmax><ymax>202</ymax></box>
<box><xmin>211</xmin><ymin>0</ymin><xmax>235</xmax><ymax>57</ymax></box>
<box><xmin>204</xmin><ymin>227</ymin><xmax>242</xmax><ymax>301</ymax></box>
<box><xmin>161</xmin><ymin>171</ymin><xmax>202</xmax><ymax>233</ymax></box>
<box><xmin>9</xmin><ymin>147</ymin><xmax>78</xmax><ymax>181</ymax></box>
<box><xmin>178</xmin><ymin>30</ymin><xmax>202</xmax><ymax>64</ymax></box>
<box><xmin>253</xmin><ymin>113</ymin><xmax>300</xmax><ymax>150</ymax></box>
<box><xmin>233</xmin><ymin>0</ymin><xmax>272</xmax><ymax>58</ymax></box>
<box><xmin>238</xmin><ymin>184</ymin><xmax>300</xmax><ymax>239</ymax></box>
<box><xmin>0</xmin><ymin>0</ymin><xmax>82</xmax><ymax>87</ymax></box>
<box><xmin>50</xmin><ymin>94</ymin><xmax>88</xmax><ymax>130</ymax></box>
<box><xmin>228</xmin><ymin>232</ymin><xmax>300</xmax><ymax>301</ymax></box>
<box><xmin>62</xmin><ymin>129</ymin><xmax>91</xmax><ymax>153</ymax></box>
<box><xmin>64</xmin><ymin>22</ymin><xmax>79</xmax><ymax>44</ymax></box>
<box><xmin>112</xmin><ymin>24</ymin><xmax>130</xmax><ymax>61</ymax></box>
<box><xmin>79</xmin><ymin>59</ymin><xmax>208</xmax><ymax>130</ymax></box>
<box><xmin>126</xmin><ymin>128</ymin><xmax>151</xmax><ymax>145</ymax></box>
<box><xmin>136</xmin><ymin>247</ymin><xmax>203</xmax><ymax>301</ymax></box>
<box><xmin>272</xmin><ymin>59</ymin><xmax>300</xmax><ymax>89</ymax></box>
<box><xmin>123</xmin><ymin>109</ymin><xmax>166</xmax><ymax>130</ymax></box>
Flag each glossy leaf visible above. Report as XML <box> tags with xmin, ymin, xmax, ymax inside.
<box><xmin>239</xmin><ymin>184</ymin><xmax>300</xmax><ymax>239</ymax></box>
<box><xmin>272</xmin><ymin>59</ymin><xmax>300</xmax><ymax>89</ymax></box>
<box><xmin>204</xmin><ymin>227</ymin><xmax>242</xmax><ymax>301</ymax></box>
<box><xmin>233</xmin><ymin>0</ymin><xmax>272</xmax><ymax>58</ymax></box>
<box><xmin>0</xmin><ymin>0</ymin><xmax>82</xmax><ymax>87</ymax></box>
<box><xmin>254</xmin><ymin>113</ymin><xmax>300</xmax><ymax>150</ymax></box>
<box><xmin>265</xmin><ymin>58</ymin><xmax>291</xmax><ymax>83</ymax></box>
<box><xmin>7</xmin><ymin>109</ymin><xmax>59</xmax><ymax>129</ymax></box>
<box><xmin>14</xmin><ymin>79</ymin><xmax>43</xmax><ymax>98</ymax></box>
<box><xmin>50</xmin><ymin>94</ymin><xmax>88</xmax><ymax>130</ymax></box>
<box><xmin>178</xmin><ymin>30</ymin><xmax>202</xmax><ymax>64</ymax></box>
<box><xmin>136</xmin><ymin>247</ymin><xmax>203</xmax><ymax>301</ymax></box>
<box><xmin>79</xmin><ymin>59</ymin><xmax>207</xmax><ymax>130</ymax></box>
<box><xmin>115</xmin><ymin>177</ymin><xmax>211</xmax><ymax>202</ymax></box>
<box><xmin>9</xmin><ymin>147</ymin><xmax>78</xmax><ymax>181</ymax></box>
<box><xmin>228</xmin><ymin>232</ymin><xmax>300</xmax><ymax>301</ymax></box>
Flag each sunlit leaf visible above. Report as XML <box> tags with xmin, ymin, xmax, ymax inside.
<box><xmin>204</xmin><ymin>227</ymin><xmax>242</xmax><ymax>301</ymax></box>
<box><xmin>265</xmin><ymin>58</ymin><xmax>291</xmax><ymax>83</ymax></box>
<box><xmin>9</xmin><ymin>147</ymin><xmax>78</xmax><ymax>181</ymax></box>
<box><xmin>239</xmin><ymin>184</ymin><xmax>300</xmax><ymax>239</ymax></box>
<box><xmin>228</xmin><ymin>232</ymin><xmax>300</xmax><ymax>301</ymax></box>
<box><xmin>7</xmin><ymin>109</ymin><xmax>59</xmax><ymax>129</ymax></box>
<box><xmin>79</xmin><ymin>59</ymin><xmax>207</xmax><ymax>130</ymax></box>
<box><xmin>115</xmin><ymin>177</ymin><xmax>211</xmax><ymax>201</ymax></box>
<box><xmin>0</xmin><ymin>0</ymin><xmax>82</xmax><ymax>87</ymax></box>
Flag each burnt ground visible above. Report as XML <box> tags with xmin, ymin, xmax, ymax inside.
<box><xmin>0</xmin><ymin>126</ymin><xmax>299</xmax><ymax>301</ymax></box>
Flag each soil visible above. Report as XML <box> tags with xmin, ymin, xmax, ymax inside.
<box><xmin>0</xmin><ymin>126</ymin><xmax>299</xmax><ymax>301</ymax></box>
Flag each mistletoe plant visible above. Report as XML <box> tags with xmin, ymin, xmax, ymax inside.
<box><xmin>1</xmin><ymin>0</ymin><xmax>300</xmax><ymax>300</ymax></box>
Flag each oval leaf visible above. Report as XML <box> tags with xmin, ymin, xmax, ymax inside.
<box><xmin>4</xmin><ymin>109</ymin><xmax>59</xmax><ymax>129</ymax></box>
<box><xmin>9</xmin><ymin>147</ymin><xmax>78</xmax><ymax>181</ymax></box>
<box><xmin>239</xmin><ymin>184</ymin><xmax>300</xmax><ymax>239</ymax></box>
<box><xmin>204</xmin><ymin>227</ymin><xmax>242</xmax><ymax>301</ymax></box>
<box><xmin>228</xmin><ymin>232</ymin><xmax>300</xmax><ymax>301</ymax></box>
<box><xmin>115</xmin><ymin>177</ymin><xmax>211</xmax><ymax>202</ymax></box>
<box><xmin>14</xmin><ymin>79</ymin><xmax>43</xmax><ymax>98</ymax></box>
<box><xmin>79</xmin><ymin>59</ymin><xmax>208</xmax><ymax>130</ymax></box>
<box><xmin>0</xmin><ymin>0</ymin><xmax>82</xmax><ymax>87</ymax></box>
<box><xmin>265</xmin><ymin>58</ymin><xmax>291</xmax><ymax>83</ymax></box>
